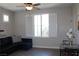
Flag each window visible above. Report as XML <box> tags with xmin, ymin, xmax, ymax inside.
<box><xmin>3</xmin><ymin>14</ymin><xmax>9</xmax><ymax>22</ymax></box>
<box><xmin>34</xmin><ymin>14</ymin><xmax>49</xmax><ymax>37</ymax></box>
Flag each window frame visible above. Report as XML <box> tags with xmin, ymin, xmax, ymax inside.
<box><xmin>3</xmin><ymin>14</ymin><xmax>9</xmax><ymax>22</ymax></box>
<box><xmin>34</xmin><ymin>13</ymin><xmax>49</xmax><ymax>37</ymax></box>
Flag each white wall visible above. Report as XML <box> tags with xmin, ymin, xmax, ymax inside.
<box><xmin>14</xmin><ymin>6</ymin><xmax>73</xmax><ymax>49</ymax></box>
<box><xmin>0</xmin><ymin>7</ymin><xmax>15</xmax><ymax>38</ymax></box>
<box><xmin>72</xmin><ymin>4</ymin><xmax>79</xmax><ymax>44</ymax></box>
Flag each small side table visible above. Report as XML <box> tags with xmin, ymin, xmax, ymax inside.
<box><xmin>60</xmin><ymin>44</ymin><xmax>79</xmax><ymax>56</ymax></box>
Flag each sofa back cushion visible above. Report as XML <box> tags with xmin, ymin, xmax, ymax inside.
<box><xmin>22</xmin><ymin>38</ymin><xmax>32</xmax><ymax>43</ymax></box>
<box><xmin>6</xmin><ymin>37</ymin><xmax>13</xmax><ymax>45</ymax></box>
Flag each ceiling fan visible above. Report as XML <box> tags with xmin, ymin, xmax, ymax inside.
<box><xmin>16</xmin><ymin>3</ymin><xmax>40</xmax><ymax>11</ymax></box>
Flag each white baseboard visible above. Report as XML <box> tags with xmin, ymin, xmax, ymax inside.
<box><xmin>33</xmin><ymin>45</ymin><xmax>59</xmax><ymax>49</ymax></box>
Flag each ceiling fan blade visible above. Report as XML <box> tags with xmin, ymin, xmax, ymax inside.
<box><xmin>33</xmin><ymin>3</ymin><xmax>40</xmax><ymax>6</ymax></box>
<box><xmin>16</xmin><ymin>3</ymin><xmax>24</xmax><ymax>7</ymax></box>
<box><xmin>16</xmin><ymin>5</ymin><xmax>24</xmax><ymax>7</ymax></box>
<box><xmin>24</xmin><ymin>3</ymin><xmax>27</xmax><ymax>5</ymax></box>
<box><xmin>33</xmin><ymin>7</ymin><xmax>40</xmax><ymax>10</ymax></box>
<box><xmin>16</xmin><ymin>5</ymin><xmax>27</xmax><ymax>8</ymax></box>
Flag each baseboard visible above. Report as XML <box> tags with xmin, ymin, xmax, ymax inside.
<box><xmin>33</xmin><ymin>45</ymin><xmax>59</xmax><ymax>49</ymax></box>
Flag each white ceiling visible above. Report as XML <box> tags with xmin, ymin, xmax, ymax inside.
<box><xmin>0</xmin><ymin>3</ymin><xmax>72</xmax><ymax>11</ymax></box>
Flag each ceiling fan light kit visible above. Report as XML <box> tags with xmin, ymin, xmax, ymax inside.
<box><xmin>17</xmin><ymin>3</ymin><xmax>40</xmax><ymax>11</ymax></box>
<box><xmin>25</xmin><ymin>6</ymin><xmax>33</xmax><ymax>10</ymax></box>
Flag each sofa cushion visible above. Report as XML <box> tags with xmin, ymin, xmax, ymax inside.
<box><xmin>6</xmin><ymin>37</ymin><xmax>13</xmax><ymax>45</ymax></box>
<box><xmin>1</xmin><ymin>44</ymin><xmax>17</xmax><ymax>51</ymax></box>
<box><xmin>0</xmin><ymin>36</ymin><xmax>13</xmax><ymax>49</ymax></box>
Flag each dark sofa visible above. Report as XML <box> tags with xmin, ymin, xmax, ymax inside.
<box><xmin>0</xmin><ymin>37</ymin><xmax>18</xmax><ymax>55</ymax></box>
<box><xmin>0</xmin><ymin>36</ymin><xmax>32</xmax><ymax>56</ymax></box>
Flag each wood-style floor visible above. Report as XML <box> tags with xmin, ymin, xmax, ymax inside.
<box><xmin>9</xmin><ymin>48</ymin><xmax>60</xmax><ymax>56</ymax></box>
